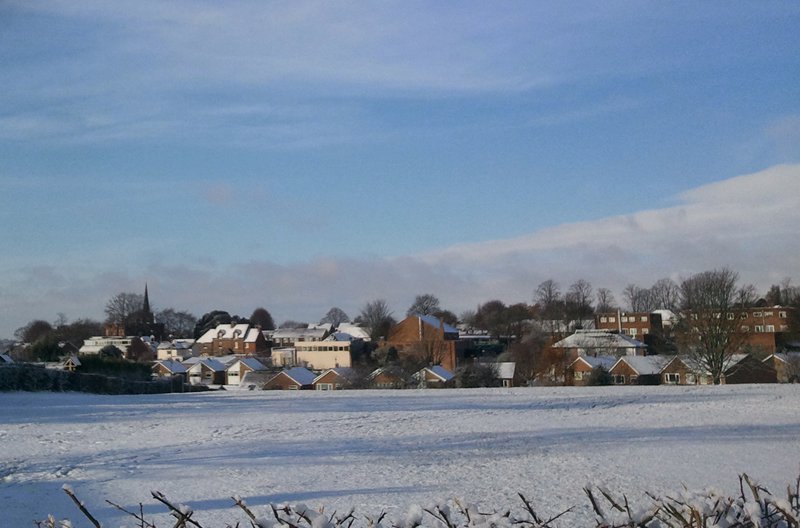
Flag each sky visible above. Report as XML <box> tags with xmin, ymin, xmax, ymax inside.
<box><xmin>1</xmin><ymin>1</ymin><xmax>799</xmax><ymax>338</ymax></box>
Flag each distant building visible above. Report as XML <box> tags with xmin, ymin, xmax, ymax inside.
<box><xmin>196</xmin><ymin>323</ymin><xmax>267</xmax><ymax>356</ymax></box>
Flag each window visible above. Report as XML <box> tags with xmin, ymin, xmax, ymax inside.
<box><xmin>664</xmin><ymin>373</ymin><xmax>680</xmax><ymax>384</ymax></box>
<box><xmin>755</xmin><ymin>325</ymin><xmax>764</xmax><ymax>333</ymax></box>
<box><xmin>741</xmin><ymin>325</ymin><xmax>750</xmax><ymax>332</ymax></box>
<box><xmin>613</xmin><ymin>374</ymin><xmax>625</xmax><ymax>384</ymax></box>
<box><xmin>727</xmin><ymin>313</ymin><xmax>735</xmax><ymax>320</ymax></box>
<box><xmin>629</xmin><ymin>375</ymin><xmax>639</xmax><ymax>384</ymax></box>
<box><xmin>640</xmin><ymin>316</ymin><xmax>648</xmax><ymax>322</ymax></box>
<box><xmin>621</xmin><ymin>316</ymin><xmax>628</xmax><ymax>323</ymax></box>
<box><xmin>609</xmin><ymin>317</ymin><xmax>616</xmax><ymax>323</ymax></box>
<box><xmin>691</xmin><ymin>313</ymin><xmax>698</xmax><ymax>320</ymax></box>
<box><xmin>764</xmin><ymin>311</ymin><xmax>773</xmax><ymax>317</ymax></box>
<box><xmin>766</xmin><ymin>325</ymin><xmax>775</xmax><ymax>333</ymax></box>
<box><xmin>642</xmin><ymin>328</ymin><xmax>649</xmax><ymax>334</ymax></box>
<box><xmin>574</xmin><ymin>371</ymin><xmax>584</xmax><ymax>381</ymax></box>
<box><xmin>686</xmin><ymin>373</ymin><xmax>696</xmax><ymax>385</ymax></box>
<box><xmin>753</xmin><ymin>311</ymin><xmax>762</xmax><ymax>317</ymax></box>
<box><xmin>600</xmin><ymin>317</ymin><xmax>608</xmax><ymax>323</ymax></box>
<box><xmin>629</xmin><ymin>328</ymin><xmax>638</xmax><ymax>336</ymax></box>
<box><xmin>316</xmin><ymin>383</ymin><xmax>334</xmax><ymax>391</ymax></box>
<box><xmin>740</xmin><ymin>313</ymin><xmax>748</xmax><ymax>319</ymax></box>
<box><xmin>779</xmin><ymin>311</ymin><xmax>787</xmax><ymax>318</ymax></box>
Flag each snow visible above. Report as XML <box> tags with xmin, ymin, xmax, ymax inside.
<box><xmin>1</xmin><ymin>385</ymin><xmax>799</xmax><ymax>527</ymax></box>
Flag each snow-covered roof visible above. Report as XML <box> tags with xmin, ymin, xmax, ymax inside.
<box><xmin>325</xmin><ymin>332</ymin><xmax>355</xmax><ymax>342</ymax></box>
<box><xmin>63</xmin><ymin>355</ymin><xmax>81</xmax><ymax>366</ymax></box>
<box><xmin>766</xmin><ymin>352</ymin><xmax>800</xmax><ymax>363</ymax></box>
<box><xmin>271</xmin><ymin>327</ymin><xmax>328</xmax><ymax>340</ymax></box>
<box><xmin>153</xmin><ymin>360</ymin><xmax>187</xmax><ymax>373</ymax></box>
<box><xmin>495</xmin><ymin>362</ymin><xmax>515</xmax><ymax>379</ymax></box>
<box><xmin>188</xmin><ymin>358</ymin><xmax>226</xmax><ymax>372</ymax></box>
<box><xmin>419</xmin><ymin>365</ymin><xmax>455</xmax><ymax>382</ymax></box>
<box><xmin>613</xmin><ymin>355</ymin><xmax>673</xmax><ymax>375</ymax></box>
<box><xmin>229</xmin><ymin>357</ymin><xmax>266</xmax><ymax>371</ymax></box>
<box><xmin>336</xmin><ymin>324</ymin><xmax>371</xmax><ymax>340</ymax></box>
<box><xmin>552</xmin><ymin>330</ymin><xmax>647</xmax><ymax>350</ymax></box>
<box><xmin>416</xmin><ymin>314</ymin><xmax>459</xmax><ymax>334</ymax></box>
<box><xmin>0</xmin><ymin>353</ymin><xmax>14</xmax><ymax>364</ymax></box>
<box><xmin>280</xmin><ymin>367</ymin><xmax>317</xmax><ymax>386</ymax></box>
<box><xmin>196</xmin><ymin>324</ymin><xmax>257</xmax><ymax>344</ymax></box>
<box><xmin>571</xmin><ymin>355</ymin><xmax>617</xmax><ymax>370</ymax></box>
<box><xmin>313</xmin><ymin>367</ymin><xmax>356</xmax><ymax>384</ymax></box>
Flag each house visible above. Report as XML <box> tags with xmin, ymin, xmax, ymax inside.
<box><xmin>609</xmin><ymin>356</ymin><xmax>673</xmax><ymax>385</ymax></box>
<box><xmin>187</xmin><ymin>358</ymin><xmax>227</xmax><ymax>385</ymax></box>
<box><xmin>414</xmin><ymin>365</ymin><xmax>455</xmax><ymax>388</ymax></box>
<box><xmin>152</xmin><ymin>360</ymin><xmax>188</xmax><ymax>382</ymax></box>
<box><xmin>271</xmin><ymin>347</ymin><xmax>297</xmax><ymax>367</ymax></box>
<box><xmin>658</xmin><ymin>356</ymin><xmax>707</xmax><ymax>385</ymax></box>
<box><xmin>156</xmin><ymin>340</ymin><xmax>195</xmax><ymax>361</ymax></box>
<box><xmin>722</xmin><ymin>354</ymin><xmax>777</xmax><ymax>384</ymax></box>
<box><xmin>79</xmin><ymin>336</ymin><xmax>136</xmax><ymax>355</ymax></box>
<box><xmin>763</xmin><ymin>352</ymin><xmax>800</xmax><ymax>383</ymax></box>
<box><xmin>264</xmin><ymin>367</ymin><xmax>316</xmax><ymax>390</ymax></box>
<box><xmin>196</xmin><ymin>323</ymin><xmax>268</xmax><ymax>356</ymax></box>
<box><xmin>226</xmin><ymin>357</ymin><xmax>267</xmax><ymax>386</ymax></box>
<box><xmin>369</xmin><ymin>367</ymin><xmax>409</xmax><ymax>389</ymax></box>
<box><xmin>62</xmin><ymin>355</ymin><xmax>81</xmax><ymax>372</ymax></box>
<box><xmin>495</xmin><ymin>362</ymin><xmax>516</xmax><ymax>387</ymax></box>
<box><xmin>595</xmin><ymin>311</ymin><xmax>665</xmax><ymax>341</ymax></box>
<box><xmin>336</xmin><ymin>323</ymin><xmax>371</xmax><ymax>341</ymax></box>
<box><xmin>568</xmin><ymin>355</ymin><xmax>616</xmax><ymax>386</ymax></box>
<box><xmin>681</xmin><ymin>305</ymin><xmax>796</xmax><ymax>356</ymax></box>
<box><xmin>551</xmin><ymin>330</ymin><xmax>648</xmax><ymax>359</ymax></box>
<box><xmin>313</xmin><ymin>368</ymin><xmax>357</xmax><ymax>390</ymax></box>
<box><xmin>384</xmin><ymin>314</ymin><xmax>462</xmax><ymax>372</ymax></box>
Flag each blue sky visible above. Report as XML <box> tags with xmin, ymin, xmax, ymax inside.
<box><xmin>1</xmin><ymin>1</ymin><xmax>799</xmax><ymax>337</ymax></box>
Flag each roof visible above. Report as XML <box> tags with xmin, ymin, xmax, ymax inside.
<box><xmin>196</xmin><ymin>324</ymin><xmax>259</xmax><ymax>344</ymax></box>
<box><xmin>613</xmin><ymin>355</ymin><xmax>673</xmax><ymax>375</ymax></box>
<box><xmin>280</xmin><ymin>367</ymin><xmax>317</xmax><ymax>385</ymax></box>
<box><xmin>271</xmin><ymin>327</ymin><xmax>328</xmax><ymax>340</ymax></box>
<box><xmin>63</xmin><ymin>355</ymin><xmax>81</xmax><ymax>366</ymax></box>
<box><xmin>765</xmin><ymin>352</ymin><xmax>800</xmax><ymax>364</ymax></box>
<box><xmin>495</xmin><ymin>362</ymin><xmax>516</xmax><ymax>379</ymax></box>
<box><xmin>188</xmin><ymin>358</ymin><xmax>226</xmax><ymax>372</ymax></box>
<box><xmin>325</xmin><ymin>332</ymin><xmax>355</xmax><ymax>342</ymax></box>
<box><xmin>313</xmin><ymin>367</ymin><xmax>356</xmax><ymax>384</ymax></box>
<box><xmin>0</xmin><ymin>354</ymin><xmax>14</xmax><ymax>364</ymax></box>
<box><xmin>571</xmin><ymin>355</ymin><xmax>617</xmax><ymax>370</ymax></box>
<box><xmin>416</xmin><ymin>314</ymin><xmax>459</xmax><ymax>334</ymax></box>
<box><xmin>230</xmin><ymin>357</ymin><xmax>267</xmax><ymax>371</ymax></box>
<box><xmin>419</xmin><ymin>365</ymin><xmax>455</xmax><ymax>382</ymax></box>
<box><xmin>153</xmin><ymin>360</ymin><xmax>187</xmax><ymax>373</ymax></box>
<box><xmin>552</xmin><ymin>330</ymin><xmax>647</xmax><ymax>350</ymax></box>
<box><xmin>336</xmin><ymin>324</ymin><xmax>371</xmax><ymax>340</ymax></box>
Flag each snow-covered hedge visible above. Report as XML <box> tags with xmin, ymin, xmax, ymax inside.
<box><xmin>39</xmin><ymin>473</ymin><xmax>800</xmax><ymax>528</ymax></box>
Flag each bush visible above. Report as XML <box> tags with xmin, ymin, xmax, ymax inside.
<box><xmin>41</xmin><ymin>472</ymin><xmax>800</xmax><ymax>528</ymax></box>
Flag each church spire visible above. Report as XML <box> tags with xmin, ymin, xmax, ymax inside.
<box><xmin>143</xmin><ymin>283</ymin><xmax>151</xmax><ymax>316</ymax></box>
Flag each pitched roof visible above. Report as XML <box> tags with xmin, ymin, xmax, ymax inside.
<box><xmin>196</xmin><ymin>324</ymin><xmax>259</xmax><ymax>344</ymax></box>
<box><xmin>229</xmin><ymin>357</ymin><xmax>266</xmax><ymax>371</ymax></box>
<box><xmin>280</xmin><ymin>367</ymin><xmax>316</xmax><ymax>386</ymax></box>
<box><xmin>419</xmin><ymin>365</ymin><xmax>455</xmax><ymax>382</ymax></box>
<box><xmin>188</xmin><ymin>358</ymin><xmax>226</xmax><ymax>372</ymax></box>
<box><xmin>571</xmin><ymin>355</ymin><xmax>617</xmax><ymax>370</ymax></box>
<box><xmin>0</xmin><ymin>354</ymin><xmax>14</xmax><ymax>364</ymax></box>
<box><xmin>612</xmin><ymin>355</ymin><xmax>673</xmax><ymax>375</ymax></box>
<box><xmin>313</xmin><ymin>367</ymin><xmax>356</xmax><ymax>384</ymax></box>
<box><xmin>552</xmin><ymin>330</ymin><xmax>647</xmax><ymax>350</ymax></box>
<box><xmin>416</xmin><ymin>314</ymin><xmax>459</xmax><ymax>334</ymax></box>
<box><xmin>153</xmin><ymin>360</ymin><xmax>187</xmax><ymax>374</ymax></box>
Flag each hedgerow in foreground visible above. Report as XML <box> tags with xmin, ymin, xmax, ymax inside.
<box><xmin>38</xmin><ymin>473</ymin><xmax>800</xmax><ymax>528</ymax></box>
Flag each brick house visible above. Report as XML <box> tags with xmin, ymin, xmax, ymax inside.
<box><xmin>196</xmin><ymin>324</ymin><xmax>267</xmax><ymax>356</ymax></box>
<box><xmin>187</xmin><ymin>358</ymin><xmax>226</xmax><ymax>385</ymax></box>
<box><xmin>369</xmin><ymin>367</ymin><xmax>409</xmax><ymax>389</ymax></box>
<box><xmin>384</xmin><ymin>314</ymin><xmax>462</xmax><ymax>372</ymax></box>
<box><xmin>152</xmin><ymin>360</ymin><xmax>188</xmax><ymax>382</ymax></box>
<box><xmin>609</xmin><ymin>355</ymin><xmax>672</xmax><ymax>385</ymax></box>
<box><xmin>313</xmin><ymin>368</ymin><xmax>356</xmax><ymax>390</ymax></box>
<box><xmin>568</xmin><ymin>355</ymin><xmax>616</xmax><ymax>386</ymax></box>
<box><xmin>722</xmin><ymin>354</ymin><xmax>777</xmax><ymax>384</ymax></box>
<box><xmin>762</xmin><ymin>352</ymin><xmax>800</xmax><ymax>383</ymax></box>
<box><xmin>414</xmin><ymin>365</ymin><xmax>455</xmax><ymax>388</ymax></box>
<box><xmin>226</xmin><ymin>357</ymin><xmax>267</xmax><ymax>386</ymax></box>
<box><xmin>264</xmin><ymin>367</ymin><xmax>316</xmax><ymax>390</ymax></box>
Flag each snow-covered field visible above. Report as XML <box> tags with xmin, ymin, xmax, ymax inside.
<box><xmin>2</xmin><ymin>385</ymin><xmax>799</xmax><ymax>526</ymax></box>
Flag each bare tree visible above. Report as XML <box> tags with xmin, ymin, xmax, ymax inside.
<box><xmin>595</xmin><ymin>288</ymin><xmax>617</xmax><ymax>313</ymax></box>
<box><xmin>623</xmin><ymin>283</ymin><xmax>653</xmax><ymax>312</ymax></box>
<box><xmin>534</xmin><ymin>279</ymin><xmax>563</xmax><ymax>319</ymax></box>
<box><xmin>676</xmin><ymin>268</ymin><xmax>744</xmax><ymax>384</ymax></box>
<box><xmin>157</xmin><ymin>309</ymin><xmax>198</xmax><ymax>338</ymax></box>
<box><xmin>105</xmin><ymin>292</ymin><xmax>145</xmax><ymax>324</ymax></box>
<box><xmin>320</xmin><ymin>307</ymin><xmax>350</xmax><ymax>327</ymax></box>
<box><xmin>406</xmin><ymin>294</ymin><xmax>442</xmax><ymax>316</ymax></box>
<box><xmin>735</xmin><ymin>284</ymin><xmax>758</xmax><ymax>308</ymax></box>
<box><xmin>358</xmin><ymin>299</ymin><xmax>395</xmax><ymax>340</ymax></box>
<box><xmin>14</xmin><ymin>320</ymin><xmax>53</xmax><ymax>343</ymax></box>
<box><xmin>650</xmin><ymin>278</ymin><xmax>680</xmax><ymax>311</ymax></box>
<box><xmin>565</xmin><ymin>279</ymin><xmax>594</xmax><ymax>322</ymax></box>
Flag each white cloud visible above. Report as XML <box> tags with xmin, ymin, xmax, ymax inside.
<box><xmin>2</xmin><ymin>164</ymin><xmax>799</xmax><ymax>338</ymax></box>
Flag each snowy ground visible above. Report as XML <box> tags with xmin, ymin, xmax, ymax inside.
<box><xmin>2</xmin><ymin>385</ymin><xmax>800</xmax><ymax>527</ymax></box>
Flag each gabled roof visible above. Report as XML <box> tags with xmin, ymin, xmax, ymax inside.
<box><xmin>228</xmin><ymin>357</ymin><xmax>266</xmax><ymax>372</ymax></box>
<box><xmin>325</xmin><ymin>332</ymin><xmax>355</xmax><ymax>342</ymax></box>
<box><xmin>416</xmin><ymin>314</ymin><xmax>459</xmax><ymax>334</ymax></box>
<box><xmin>764</xmin><ymin>352</ymin><xmax>800</xmax><ymax>364</ymax></box>
<box><xmin>611</xmin><ymin>355</ymin><xmax>673</xmax><ymax>375</ymax></box>
<box><xmin>570</xmin><ymin>355</ymin><xmax>617</xmax><ymax>370</ymax></box>
<box><xmin>153</xmin><ymin>360</ymin><xmax>187</xmax><ymax>374</ymax></box>
<box><xmin>313</xmin><ymin>367</ymin><xmax>356</xmax><ymax>384</ymax></box>
<box><xmin>271</xmin><ymin>327</ymin><xmax>328</xmax><ymax>340</ymax></box>
<box><xmin>188</xmin><ymin>358</ymin><xmax>226</xmax><ymax>372</ymax></box>
<box><xmin>552</xmin><ymin>330</ymin><xmax>647</xmax><ymax>350</ymax></box>
<box><xmin>278</xmin><ymin>367</ymin><xmax>316</xmax><ymax>386</ymax></box>
<box><xmin>196</xmin><ymin>324</ymin><xmax>260</xmax><ymax>344</ymax></box>
<box><xmin>63</xmin><ymin>355</ymin><xmax>81</xmax><ymax>367</ymax></box>
<box><xmin>418</xmin><ymin>365</ymin><xmax>455</xmax><ymax>382</ymax></box>
<box><xmin>0</xmin><ymin>353</ymin><xmax>14</xmax><ymax>364</ymax></box>
<box><xmin>336</xmin><ymin>324</ymin><xmax>371</xmax><ymax>340</ymax></box>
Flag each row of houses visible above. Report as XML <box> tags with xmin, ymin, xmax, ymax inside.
<box><xmin>569</xmin><ymin>352</ymin><xmax>799</xmax><ymax>386</ymax></box>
